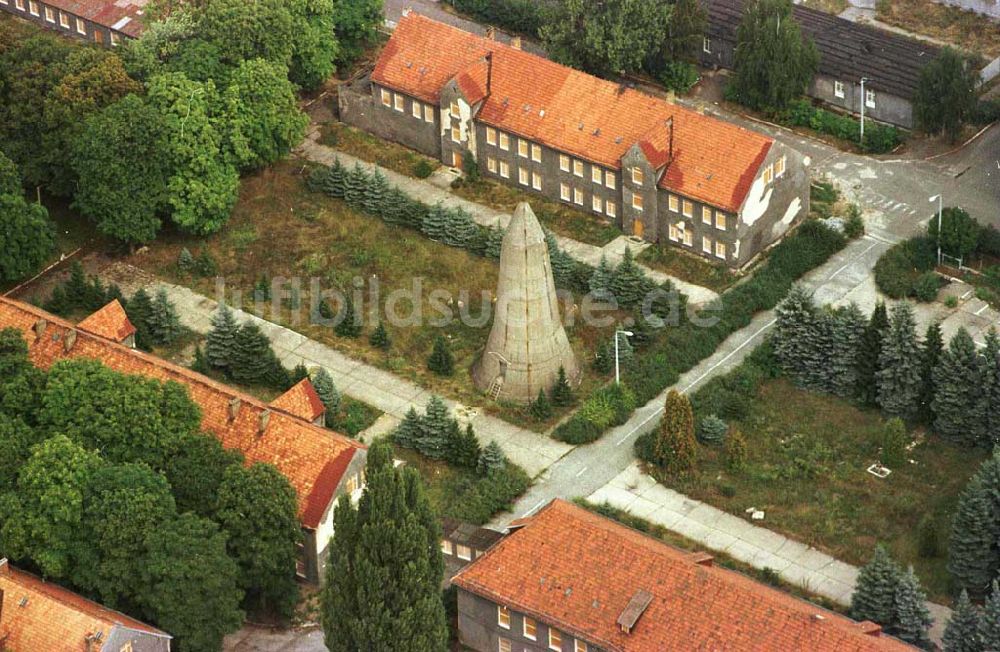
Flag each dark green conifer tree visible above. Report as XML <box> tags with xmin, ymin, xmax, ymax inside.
<box><xmin>427</xmin><ymin>335</ymin><xmax>454</xmax><ymax>376</ymax></box>
<box><xmin>857</xmin><ymin>302</ymin><xmax>889</xmax><ymax>407</ymax></box>
<box><xmin>850</xmin><ymin>545</ymin><xmax>902</xmax><ymax>626</ymax></box>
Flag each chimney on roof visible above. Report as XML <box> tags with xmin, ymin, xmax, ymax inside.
<box><xmin>856</xmin><ymin>621</ymin><xmax>884</xmax><ymax>637</ymax></box>
<box><xmin>33</xmin><ymin>319</ymin><xmax>47</xmax><ymax>340</ymax></box>
<box><xmin>689</xmin><ymin>551</ymin><xmax>714</xmax><ymax>567</ymax></box>
<box><xmin>510</xmin><ymin>36</ymin><xmax>521</xmax><ymax>50</ymax></box>
<box><xmin>485</xmin><ymin>26</ymin><xmax>496</xmax><ymax>40</ymax></box>
<box><xmin>228</xmin><ymin>397</ymin><xmax>241</xmax><ymax>421</ymax></box>
<box><xmin>485</xmin><ymin>51</ymin><xmax>493</xmax><ymax>97</ymax></box>
<box><xmin>667</xmin><ymin>116</ymin><xmax>674</xmax><ymax>161</ymax></box>
<box><xmin>63</xmin><ymin>329</ymin><xmax>77</xmax><ymax>352</ymax></box>
<box><xmin>259</xmin><ymin>409</ymin><xmax>271</xmax><ymax>435</ymax></box>
<box><xmin>616</xmin><ymin>589</ymin><xmax>653</xmax><ymax>635</ymax></box>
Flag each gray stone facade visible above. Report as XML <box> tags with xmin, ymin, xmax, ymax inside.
<box><xmin>340</xmin><ymin>75</ymin><xmax>808</xmax><ymax>269</ymax></box>
<box><xmin>457</xmin><ymin>588</ymin><xmax>604</xmax><ymax>652</ymax></box>
<box><xmin>1</xmin><ymin>0</ymin><xmax>130</xmax><ymax>46</ymax></box>
<box><xmin>808</xmin><ymin>75</ymin><xmax>914</xmax><ymax>131</ymax></box>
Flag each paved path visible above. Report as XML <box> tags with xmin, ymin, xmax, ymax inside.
<box><xmin>295</xmin><ymin>131</ymin><xmax>720</xmax><ymax>306</ymax></box>
<box><xmin>155</xmin><ymin>282</ymin><xmax>572</xmax><ymax>478</ymax></box>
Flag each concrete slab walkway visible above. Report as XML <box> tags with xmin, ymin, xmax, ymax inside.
<box><xmin>295</xmin><ymin>132</ymin><xmax>720</xmax><ymax>306</ymax></box>
<box><xmin>155</xmin><ymin>282</ymin><xmax>572</xmax><ymax>478</ymax></box>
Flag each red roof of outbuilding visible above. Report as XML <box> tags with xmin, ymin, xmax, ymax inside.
<box><xmin>271</xmin><ymin>377</ymin><xmax>327</xmax><ymax>423</ymax></box>
<box><xmin>0</xmin><ymin>560</ymin><xmax>170</xmax><ymax>651</ymax></box>
<box><xmin>48</xmin><ymin>0</ymin><xmax>148</xmax><ymax>36</ymax></box>
<box><xmin>77</xmin><ymin>299</ymin><xmax>136</xmax><ymax>343</ymax></box>
<box><xmin>452</xmin><ymin>500</ymin><xmax>916</xmax><ymax>652</ymax></box>
<box><xmin>373</xmin><ymin>14</ymin><xmax>773</xmax><ymax>212</ymax></box>
<box><xmin>0</xmin><ymin>296</ymin><xmax>363</xmax><ymax>529</ymax></box>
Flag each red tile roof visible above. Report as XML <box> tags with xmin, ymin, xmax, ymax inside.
<box><xmin>270</xmin><ymin>378</ymin><xmax>327</xmax><ymax>423</ymax></box>
<box><xmin>0</xmin><ymin>297</ymin><xmax>363</xmax><ymax>529</ymax></box>
<box><xmin>77</xmin><ymin>299</ymin><xmax>136</xmax><ymax>343</ymax></box>
<box><xmin>0</xmin><ymin>560</ymin><xmax>170</xmax><ymax>650</ymax></box>
<box><xmin>373</xmin><ymin>14</ymin><xmax>773</xmax><ymax>212</ymax></box>
<box><xmin>49</xmin><ymin>0</ymin><xmax>148</xmax><ymax>37</ymax></box>
<box><xmin>452</xmin><ymin>500</ymin><xmax>915</xmax><ymax>652</ymax></box>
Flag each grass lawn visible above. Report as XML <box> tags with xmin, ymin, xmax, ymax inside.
<box><xmin>637</xmin><ymin>246</ymin><xmax>738</xmax><ymax>293</ymax></box>
<box><xmin>799</xmin><ymin>0</ymin><xmax>848</xmax><ymax>14</ymax></box>
<box><xmin>130</xmin><ymin>159</ymin><xmax>619</xmax><ymax>431</ymax></box>
<box><xmin>877</xmin><ymin>0</ymin><xmax>1000</xmax><ymax>58</ymax></box>
<box><xmin>317</xmin><ymin>121</ymin><xmax>621</xmax><ymax>248</ymax></box>
<box><xmin>653</xmin><ymin>378</ymin><xmax>986</xmax><ymax>603</ymax></box>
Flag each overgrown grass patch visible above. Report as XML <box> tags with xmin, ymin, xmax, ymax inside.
<box><xmin>637</xmin><ymin>245</ymin><xmax>738</xmax><ymax>293</ymax></box>
<box><xmin>319</xmin><ymin>122</ymin><xmax>440</xmax><ymax>179</ymax></box>
<box><xmin>876</xmin><ymin>0</ymin><xmax>1000</xmax><ymax>58</ymax></box>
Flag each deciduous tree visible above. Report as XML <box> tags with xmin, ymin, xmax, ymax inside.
<box><xmin>915</xmin><ymin>47</ymin><xmax>979</xmax><ymax>143</ymax></box>
<box><xmin>0</xmin><ymin>193</ymin><xmax>54</xmax><ymax>283</ymax></box>
<box><xmin>331</xmin><ymin>0</ymin><xmax>381</xmax><ymax>66</ymax></box>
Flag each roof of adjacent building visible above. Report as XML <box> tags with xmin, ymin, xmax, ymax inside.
<box><xmin>440</xmin><ymin>517</ymin><xmax>505</xmax><ymax>552</ymax></box>
<box><xmin>452</xmin><ymin>500</ymin><xmax>916</xmax><ymax>652</ymax></box>
<box><xmin>270</xmin><ymin>378</ymin><xmax>327</xmax><ymax>423</ymax></box>
<box><xmin>47</xmin><ymin>0</ymin><xmax>148</xmax><ymax>37</ymax></box>
<box><xmin>373</xmin><ymin>13</ymin><xmax>774</xmax><ymax>213</ymax></box>
<box><xmin>0</xmin><ymin>559</ymin><xmax>170</xmax><ymax>650</ymax></box>
<box><xmin>76</xmin><ymin>299</ymin><xmax>136</xmax><ymax>343</ymax></box>
<box><xmin>704</xmin><ymin>0</ymin><xmax>940</xmax><ymax>100</ymax></box>
<box><xmin>0</xmin><ymin>296</ymin><xmax>364</xmax><ymax>530</ymax></box>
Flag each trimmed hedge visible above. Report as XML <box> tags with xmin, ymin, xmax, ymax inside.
<box><xmin>443</xmin><ymin>0</ymin><xmax>544</xmax><ymax>36</ymax></box>
<box><xmin>555</xmin><ymin>220</ymin><xmax>847</xmax><ymax>444</ymax></box>
<box><xmin>873</xmin><ymin>236</ymin><xmax>937</xmax><ymax>300</ymax></box>
<box><xmin>780</xmin><ymin>99</ymin><xmax>902</xmax><ymax>154</ymax></box>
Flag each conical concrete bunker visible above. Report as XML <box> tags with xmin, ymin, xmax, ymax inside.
<box><xmin>473</xmin><ymin>202</ymin><xmax>579</xmax><ymax>403</ymax></box>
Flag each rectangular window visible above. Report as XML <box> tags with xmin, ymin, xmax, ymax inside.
<box><xmin>59</xmin><ymin>11</ymin><xmax>68</xmax><ymax>26</ymax></box>
<box><xmin>450</xmin><ymin>101</ymin><xmax>460</xmax><ymax>117</ymax></box>
<box><xmin>865</xmin><ymin>88</ymin><xmax>876</xmax><ymax>108</ymax></box>
<box><xmin>518</xmin><ymin>167</ymin><xmax>529</xmax><ymax>186</ymax></box>
<box><xmin>592</xmin><ymin>195</ymin><xmax>602</xmax><ymax>212</ymax></box>
<box><xmin>0</xmin><ymin>0</ymin><xmax>10</xmax><ymax>6</ymax></box>
<box><xmin>380</xmin><ymin>89</ymin><xmax>391</xmax><ymax>107</ymax></box>
<box><xmin>605</xmin><ymin>200</ymin><xmax>616</xmax><ymax>218</ymax></box>
<box><xmin>559</xmin><ymin>154</ymin><xmax>570</xmax><ymax>172</ymax></box>
<box><xmin>573</xmin><ymin>160</ymin><xmax>584</xmax><ymax>177</ymax></box>
<box><xmin>573</xmin><ymin>188</ymin><xmax>584</xmax><ymax>206</ymax></box>
<box><xmin>76</xmin><ymin>17</ymin><xmax>86</xmax><ymax>34</ymax></box>
<box><xmin>702</xmin><ymin>206</ymin><xmax>712</xmax><ymax>225</ymax></box>
<box><xmin>591</xmin><ymin>166</ymin><xmax>602</xmax><ymax>184</ymax></box>
<box><xmin>605</xmin><ymin>171</ymin><xmax>616</xmax><ymax>189</ymax></box>
<box><xmin>703</xmin><ymin>236</ymin><xmax>712</xmax><ymax>253</ymax></box>
<box><xmin>834</xmin><ymin>80</ymin><xmax>845</xmax><ymax>99</ymax></box>
<box><xmin>518</xmin><ymin>139</ymin><xmax>529</xmax><ymax>158</ymax></box>
<box><xmin>560</xmin><ymin>183</ymin><xmax>570</xmax><ymax>201</ymax></box>
<box><xmin>424</xmin><ymin>105</ymin><xmax>434</xmax><ymax>122</ymax></box>
<box><xmin>716</xmin><ymin>241</ymin><xmax>727</xmax><ymax>259</ymax></box>
<box><xmin>346</xmin><ymin>474</ymin><xmax>358</xmax><ymax>494</ymax></box>
<box><xmin>441</xmin><ymin>540</ymin><xmax>453</xmax><ymax>555</ymax></box>
<box><xmin>13</xmin><ymin>0</ymin><xmax>22</xmax><ymax>9</ymax></box>
<box><xmin>456</xmin><ymin>544</ymin><xmax>472</xmax><ymax>561</ymax></box>
<box><xmin>669</xmin><ymin>224</ymin><xmax>681</xmax><ymax>242</ymax></box>
<box><xmin>716</xmin><ymin>212</ymin><xmax>727</xmax><ymax>231</ymax></box>
<box><xmin>451</xmin><ymin>126</ymin><xmax>461</xmax><ymax>143</ymax></box>
<box><xmin>632</xmin><ymin>167</ymin><xmax>644</xmax><ymax>186</ymax></box>
<box><xmin>575</xmin><ymin>641</ymin><xmax>589</xmax><ymax>652</ymax></box>
<box><xmin>684</xmin><ymin>230</ymin><xmax>693</xmax><ymax>246</ymax></box>
<box><xmin>632</xmin><ymin>192</ymin><xmax>643</xmax><ymax>211</ymax></box>
<box><xmin>549</xmin><ymin>628</ymin><xmax>562</xmax><ymax>651</ymax></box>
<box><xmin>486</xmin><ymin>127</ymin><xmax>497</xmax><ymax>146</ymax></box>
<box><xmin>532</xmin><ymin>171</ymin><xmax>542</xmax><ymax>191</ymax></box>
<box><xmin>394</xmin><ymin>94</ymin><xmax>405</xmax><ymax>112</ymax></box>
<box><xmin>499</xmin><ymin>639</ymin><xmax>512</xmax><ymax>652</ymax></box>
<box><xmin>44</xmin><ymin>5</ymin><xmax>54</xmax><ymax>20</ymax></box>
<box><xmin>110</xmin><ymin>32</ymin><xmax>120</xmax><ymax>46</ymax></box>
<box><xmin>703</xmin><ymin>37</ymin><xmax>712</xmax><ymax>54</ymax></box>
<box><xmin>28</xmin><ymin>0</ymin><xmax>38</xmax><ymax>15</ymax></box>
<box><xmin>499</xmin><ymin>161</ymin><xmax>510</xmax><ymax>179</ymax></box>
<box><xmin>523</xmin><ymin>617</ymin><xmax>537</xmax><ymax>640</ymax></box>
<box><xmin>487</xmin><ymin>157</ymin><xmax>497</xmax><ymax>174</ymax></box>
<box><xmin>499</xmin><ymin>132</ymin><xmax>509</xmax><ymax>151</ymax></box>
<box><xmin>498</xmin><ymin>605</ymin><xmax>511</xmax><ymax>629</ymax></box>
<box><xmin>682</xmin><ymin>200</ymin><xmax>693</xmax><ymax>217</ymax></box>
<box><xmin>668</xmin><ymin>195</ymin><xmax>679</xmax><ymax>212</ymax></box>
<box><xmin>762</xmin><ymin>164</ymin><xmax>773</xmax><ymax>185</ymax></box>
<box><xmin>531</xmin><ymin>144</ymin><xmax>542</xmax><ymax>163</ymax></box>
<box><xmin>411</xmin><ymin>101</ymin><xmax>421</xmax><ymax>119</ymax></box>
<box><xmin>775</xmin><ymin>155</ymin><xmax>786</xmax><ymax>178</ymax></box>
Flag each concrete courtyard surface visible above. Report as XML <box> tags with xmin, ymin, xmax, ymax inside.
<box><xmin>224</xmin><ymin>625</ymin><xmax>324</xmax><ymax>651</ymax></box>
<box><xmin>153</xmin><ymin>281</ymin><xmax>572</xmax><ymax>478</ymax></box>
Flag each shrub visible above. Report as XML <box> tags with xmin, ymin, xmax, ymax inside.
<box><xmin>412</xmin><ymin>159</ymin><xmax>434</xmax><ymax>179</ymax></box>
<box><xmin>844</xmin><ymin>204</ymin><xmax>865</xmax><ymax>239</ymax></box>
<box><xmin>659</xmin><ymin>61</ymin><xmax>699</xmax><ymax>94</ymax></box>
<box><xmin>725</xmin><ymin>428</ymin><xmax>749</xmax><ymax>471</ymax></box>
<box><xmin>444</xmin><ymin>0</ymin><xmax>544</xmax><ymax>35</ymax></box>
<box><xmin>779</xmin><ymin>99</ymin><xmax>901</xmax><ymax>153</ymax></box>
<box><xmin>913</xmin><ymin>272</ymin><xmax>941</xmax><ymax>302</ymax></box>
<box><xmin>446</xmin><ymin>465</ymin><xmax>531</xmax><ymax>525</ymax></box>
<box><xmin>873</xmin><ymin>237</ymin><xmax>936</xmax><ymax>299</ymax></box>
<box><xmin>427</xmin><ymin>335</ymin><xmax>454</xmax><ymax>376</ymax></box>
<box><xmin>917</xmin><ymin>515</ymin><xmax>940</xmax><ymax>559</ymax></box>
<box><xmin>880</xmin><ymin>418</ymin><xmax>907</xmax><ymax>468</ymax></box>
<box><xmin>697</xmin><ymin>414</ymin><xmax>728</xmax><ymax>444</ymax></box>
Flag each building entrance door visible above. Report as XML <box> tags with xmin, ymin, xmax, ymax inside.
<box><xmin>452</xmin><ymin>151</ymin><xmax>463</xmax><ymax>169</ymax></box>
<box><xmin>632</xmin><ymin>218</ymin><xmax>644</xmax><ymax>238</ymax></box>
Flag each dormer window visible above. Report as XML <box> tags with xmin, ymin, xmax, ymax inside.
<box><xmin>631</xmin><ymin>167</ymin><xmax>644</xmax><ymax>186</ymax></box>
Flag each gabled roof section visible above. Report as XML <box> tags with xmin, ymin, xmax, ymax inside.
<box><xmin>704</xmin><ymin>0</ymin><xmax>939</xmax><ymax>100</ymax></box>
<box><xmin>0</xmin><ymin>297</ymin><xmax>364</xmax><ymax>529</ymax></box>
<box><xmin>452</xmin><ymin>56</ymin><xmax>492</xmax><ymax>106</ymax></box>
<box><xmin>77</xmin><ymin>299</ymin><xmax>136</xmax><ymax>343</ymax></box>
<box><xmin>0</xmin><ymin>560</ymin><xmax>170</xmax><ymax>651</ymax></box>
<box><xmin>373</xmin><ymin>13</ymin><xmax>773</xmax><ymax>212</ymax></box>
<box><xmin>452</xmin><ymin>500</ymin><xmax>916</xmax><ymax>652</ymax></box>
<box><xmin>270</xmin><ymin>378</ymin><xmax>327</xmax><ymax>423</ymax></box>
<box><xmin>48</xmin><ymin>0</ymin><xmax>148</xmax><ymax>37</ymax></box>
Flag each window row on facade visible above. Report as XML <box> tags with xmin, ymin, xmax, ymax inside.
<box><xmin>380</xmin><ymin>88</ymin><xmax>435</xmax><ymax>122</ymax></box>
<box><xmin>832</xmin><ymin>80</ymin><xmax>877</xmax><ymax>108</ymax></box>
<box><xmin>667</xmin><ymin>223</ymin><xmax>728</xmax><ymax>260</ymax></box>
<box><xmin>497</xmin><ymin>605</ymin><xmax>590</xmax><ymax>652</ymax></box>
<box><xmin>2</xmin><ymin>0</ymin><xmax>122</xmax><ymax>44</ymax></box>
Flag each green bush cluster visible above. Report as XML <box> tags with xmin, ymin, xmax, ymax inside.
<box><xmin>443</xmin><ymin>0</ymin><xmax>544</xmax><ymax>36</ymax></box>
<box><xmin>554</xmin><ymin>383</ymin><xmax>636</xmax><ymax>444</ymax></box>
<box><xmin>445</xmin><ymin>464</ymin><xmax>531</xmax><ymax>525</ymax></box>
<box><xmin>781</xmin><ymin>99</ymin><xmax>902</xmax><ymax>154</ymax></box>
<box><xmin>873</xmin><ymin>237</ymin><xmax>938</xmax><ymax>300</ymax></box>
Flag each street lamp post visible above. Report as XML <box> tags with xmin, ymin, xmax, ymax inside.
<box><xmin>929</xmin><ymin>194</ymin><xmax>943</xmax><ymax>265</ymax></box>
<box><xmin>615</xmin><ymin>330</ymin><xmax>634</xmax><ymax>386</ymax></box>
<box><xmin>859</xmin><ymin>77</ymin><xmax>868</xmax><ymax>145</ymax></box>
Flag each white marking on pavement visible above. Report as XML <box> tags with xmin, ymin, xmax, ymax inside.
<box><xmin>827</xmin><ymin>241</ymin><xmax>879</xmax><ymax>281</ymax></box>
<box><xmin>975</xmin><ymin>303</ymin><xmax>989</xmax><ymax>316</ymax></box>
<box><xmin>575</xmin><ymin>467</ymin><xmax>588</xmax><ymax>477</ymax></box>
